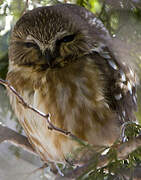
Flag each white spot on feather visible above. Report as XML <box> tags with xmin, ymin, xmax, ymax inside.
<box><xmin>133</xmin><ymin>95</ymin><xmax>137</xmax><ymax>104</ymax></box>
<box><xmin>119</xmin><ymin>82</ymin><xmax>124</xmax><ymax>89</ymax></box>
<box><xmin>129</xmin><ymin>68</ymin><xmax>134</xmax><ymax>78</ymax></box>
<box><xmin>108</xmin><ymin>60</ymin><xmax>118</xmax><ymax>70</ymax></box>
<box><xmin>102</xmin><ymin>53</ymin><xmax>111</xmax><ymax>59</ymax></box>
<box><xmin>127</xmin><ymin>81</ymin><xmax>132</xmax><ymax>94</ymax></box>
<box><xmin>114</xmin><ymin>94</ymin><xmax>122</xmax><ymax>100</ymax></box>
<box><xmin>119</xmin><ymin>70</ymin><xmax>126</xmax><ymax>82</ymax></box>
<box><xmin>122</xmin><ymin>111</ymin><xmax>126</xmax><ymax>117</ymax></box>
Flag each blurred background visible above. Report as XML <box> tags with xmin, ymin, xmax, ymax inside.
<box><xmin>0</xmin><ymin>0</ymin><xmax>141</xmax><ymax>179</ymax></box>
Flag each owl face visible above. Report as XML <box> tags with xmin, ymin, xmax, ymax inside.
<box><xmin>9</xmin><ymin>5</ymin><xmax>94</xmax><ymax>70</ymax></box>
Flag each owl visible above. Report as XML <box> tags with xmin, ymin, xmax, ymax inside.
<box><xmin>7</xmin><ymin>4</ymin><xmax>137</xmax><ymax>164</ymax></box>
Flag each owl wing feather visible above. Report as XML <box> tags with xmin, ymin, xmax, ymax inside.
<box><xmin>58</xmin><ymin>3</ymin><xmax>137</xmax><ymax>123</ymax></box>
<box><xmin>90</xmin><ymin>44</ymin><xmax>137</xmax><ymax>124</ymax></box>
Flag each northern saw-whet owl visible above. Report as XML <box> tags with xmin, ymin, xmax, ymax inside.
<box><xmin>7</xmin><ymin>4</ymin><xmax>137</xmax><ymax>164</ymax></box>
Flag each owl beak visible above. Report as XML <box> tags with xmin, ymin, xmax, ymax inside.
<box><xmin>44</xmin><ymin>49</ymin><xmax>54</xmax><ymax>67</ymax></box>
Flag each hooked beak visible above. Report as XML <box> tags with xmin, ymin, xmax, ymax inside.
<box><xmin>43</xmin><ymin>49</ymin><xmax>54</xmax><ymax>67</ymax></box>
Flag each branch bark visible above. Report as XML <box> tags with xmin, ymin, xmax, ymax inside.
<box><xmin>0</xmin><ymin>124</ymin><xmax>36</xmax><ymax>154</ymax></box>
<box><xmin>0</xmin><ymin>79</ymin><xmax>84</xmax><ymax>143</ymax></box>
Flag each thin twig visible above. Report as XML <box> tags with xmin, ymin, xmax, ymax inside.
<box><xmin>23</xmin><ymin>0</ymin><xmax>29</xmax><ymax>14</ymax></box>
<box><xmin>98</xmin><ymin>0</ymin><xmax>106</xmax><ymax>19</ymax></box>
<box><xmin>0</xmin><ymin>79</ymin><xmax>85</xmax><ymax>144</ymax></box>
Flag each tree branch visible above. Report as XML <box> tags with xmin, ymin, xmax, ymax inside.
<box><xmin>23</xmin><ymin>0</ymin><xmax>29</xmax><ymax>15</ymax></box>
<box><xmin>56</xmin><ymin>135</ymin><xmax>141</xmax><ymax>179</ymax></box>
<box><xmin>0</xmin><ymin>123</ymin><xmax>36</xmax><ymax>155</ymax></box>
<box><xmin>0</xmin><ymin>79</ymin><xmax>86</xmax><ymax>145</ymax></box>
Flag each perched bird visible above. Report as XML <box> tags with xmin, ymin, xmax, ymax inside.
<box><xmin>7</xmin><ymin>4</ymin><xmax>137</xmax><ymax>164</ymax></box>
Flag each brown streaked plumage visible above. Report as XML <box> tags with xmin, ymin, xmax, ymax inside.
<box><xmin>7</xmin><ymin>4</ymin><xmax>137</xmax><ymax>164</ymax></box>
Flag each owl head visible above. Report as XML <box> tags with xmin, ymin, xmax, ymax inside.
<box><xmin>9</xmin><ymin>4</ymin><xmax>109</xmax><ymax>70</ymax></box>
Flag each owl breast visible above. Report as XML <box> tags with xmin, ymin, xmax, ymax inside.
<box><xmin>7</xmin><ymin>57</ymin><xmax>119</xmax><ymax>163</ymax></box>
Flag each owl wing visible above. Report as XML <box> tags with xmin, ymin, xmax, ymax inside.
<box><xmin>60</xmin><ymin>4</ymin><xmax>137</xmax><ymax>123</ymax></box>
<box><xmin>53</xmin><ymin>4</ymin><xmax>137</xmax><ymax>124</ymax></box>
<box><xmin>90</xmin><ymin>43</ymin><xmax>137</xmax><ymax>124</ymax></box>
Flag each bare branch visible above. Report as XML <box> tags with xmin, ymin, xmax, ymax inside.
<box><xmin>0</xmin><ymin>124</ymin><xmax>36</xmax><ymax>155</ymax></box>
<box><xmin>23</xmin><ymin>0</ymin><xmax>29</xmax><ymax>14</ymax></box>
<box><xmin>0</xmin><ymin>79</ymin><xmax>85</xmax><ymax>145</ymax></box>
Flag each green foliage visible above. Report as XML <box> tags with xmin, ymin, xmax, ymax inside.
<box><xmin>55</xmin><ymin>123</ymin><xmax>141</xmax><ymax>179</ymax></box>
<box><xmin>89</xmin><ymin>0</ymin><xmax>102</xmax><ymax>14</ymax></box>
<box><xmin>110</xmin><ymin>12</ymin><xmax>119</xmax><ymax>31</ymax></box>
<box><xmin>77</xmin><ymin>0</ymin><xmax>88</xmax><ymax>7</ymax></box>
<box><xmin>76</xmin><ymin>0</ymin><xmax>102</xmax><ymax>14</ymax></box>
<box><xmin>73</xmin><ymin>123</ymin><xmax>141</xmax><ymax>179</ymax></box>
<box><xmin>124</xmin><ymin>123</ymin><xmax>141</xmax><ymax>139</ymax></box>
<box><xmin>0</xmin><ymin>31</ymin><xmax>9</xmax><ymax>79</ymax></box>
<box><xmin>0</xmin><ymin>52</ymin><xmax>8</xmax><ymax>79</ymax></box>
<box><xmin>9</xmin><ymin>0</ymin><xmax>25</xmax><ymax>20</ymax></box>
